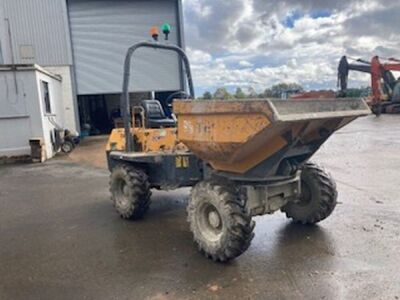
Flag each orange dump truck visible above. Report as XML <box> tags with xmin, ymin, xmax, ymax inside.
<box><xmin>106</xmin><ymin>40</ymin><xmax>370</xmax><ymax>262</ymax></box>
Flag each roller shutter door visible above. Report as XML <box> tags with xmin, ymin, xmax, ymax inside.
<box><xmin>68</xmin><ymin>0</ymin><xmax>182</xmax><ymax>95</ymax></box>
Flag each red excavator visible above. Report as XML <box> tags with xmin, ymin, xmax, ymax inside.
<box><xmin>370</xmin><ymin>56</ymin><xmax>400</xmax><ymax>113</ymax></box>
<box><xmin>338</xmin><ymin>56</ymin><xmax>400</xmax><ymax>114</ymax></box>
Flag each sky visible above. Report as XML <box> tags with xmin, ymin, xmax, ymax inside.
<box><xmin>181</xmin><ymin>0</ymin><xmax>400</xmax><ymax>96</ymax></box>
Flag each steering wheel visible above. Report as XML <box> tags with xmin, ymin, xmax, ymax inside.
<box><xmin>164</xmin><ymin>91</ymin><xmax>191</xmax><ymax>118</ymax></box>
<box><xmin>166</xmin><ymin>90</ymin><xmax>191</xmax><ymax>107</ymax></box>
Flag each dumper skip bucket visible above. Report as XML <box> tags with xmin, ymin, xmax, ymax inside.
<box><xmin>173</xmin><ymin>99</ymin><xmax>370</xmax><ymax>176</ymax></box>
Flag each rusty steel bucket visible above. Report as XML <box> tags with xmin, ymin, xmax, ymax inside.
<box><xmin>173</xmin><ymin>99</ymin><xmax>370</xmax><ymax>175</ymax></box>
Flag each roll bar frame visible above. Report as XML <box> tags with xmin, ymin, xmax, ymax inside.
<box><xmin>120</xmin><ymin>41</ymin><xmax>195</xmax><ymax>152</ymax></box>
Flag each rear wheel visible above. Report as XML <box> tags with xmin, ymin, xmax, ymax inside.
<box><xmin>282</xmin><ymin>162</ymin><xmax>337</xmax><ymax>224</ymax></box>
<box><xmin>187</xmin><ymin>181</ymin><xmax>255</xmax><ymax>262</ymax></box>
<box><xmin>110</xmin><ymin>165</ymin><xmax>151</xmax><ymax>220</ymax></box>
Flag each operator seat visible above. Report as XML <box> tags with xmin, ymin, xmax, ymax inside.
<box><xmin>140</xmin><ymin>100</ymin><xmax>176</xmax><ymax>128</ymax></box>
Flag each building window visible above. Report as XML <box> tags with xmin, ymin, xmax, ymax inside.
<box><xmin>41</xmin><ymin>81</ymin><xmax>51</xmax><ymax>114</ymax></box>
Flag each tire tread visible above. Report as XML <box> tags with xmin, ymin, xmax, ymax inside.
<box><xmin>282</xmin><ymin>162</ymin><xmax>337</xmax><ymax>224</ymax></box>
<box><xmin>188</xmin><ymin>181</ymin><xmax>255</xmax><ymax>262</ymax></box>
<box><xmin>110</xmin><ymin>164</ymin><xmax>151</xmax><ymax>220</ymax></box>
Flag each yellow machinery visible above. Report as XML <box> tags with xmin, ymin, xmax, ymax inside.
<box><xmin>173</xmin><ymin>99</ymin><xmax>368</xmax><ymax>174</ymax></box>
<box><xmin>107</xmin><ymin>36</ymin><xmax>370</xmax><ymax>262</ymax></box>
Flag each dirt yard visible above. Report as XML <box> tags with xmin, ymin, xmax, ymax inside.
<box><xmin>68</xmin><ymin>135</ymin><xmax>109</xmax><ymax>169</ymax></box>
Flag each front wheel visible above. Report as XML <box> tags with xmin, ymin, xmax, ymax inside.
<box><xmin>282</xmin><ymin>162</ymin><xmax>337</xmax><ymax>224</ymax></box>
<box><xmin>61</xmin><ymin>140</ymin><xmax>74</xmax><ymax>154</ymax></box>
<box><xmin>110</xmin><ymin>165</ymin><xmax>151</xmax><ymax>220</ymax></box>
<box><xmin>187</xmin><ymin>181</ymin><xmax>255</xmax><ymax>262</ymax></box>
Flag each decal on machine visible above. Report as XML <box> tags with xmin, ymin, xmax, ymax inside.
<box><xmin>175</xmin><ymin>156</ymin><xmax>189</xmax><ymax>168</ymax></box>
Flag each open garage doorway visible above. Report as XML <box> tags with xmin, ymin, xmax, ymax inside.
<box><xmin>77</xmin><ymin>91</ymin><xmax>179</xmax><ymax>136</ymax></box>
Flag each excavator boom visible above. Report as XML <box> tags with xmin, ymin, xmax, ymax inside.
<box><xmin>337</xmin><ymin>56</ymin><xmax>370</xmax><ymax>95</ymax></box>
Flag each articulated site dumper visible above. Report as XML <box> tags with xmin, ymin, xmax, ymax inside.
<box><xmin>106</xmin><ymin>40</ymin><xmax>370</xmax><ymax>262</ymax></box>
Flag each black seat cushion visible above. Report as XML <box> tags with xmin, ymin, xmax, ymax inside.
<box><xmin>140</xmin><ymin>100</ymin><xmax>176</xmax><ymax>128</ymax></box>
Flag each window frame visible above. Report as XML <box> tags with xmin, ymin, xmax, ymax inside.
<box><xmin>41</xmin><ymin>80</ymin><xmax>52</xmax><ymax>115</ymax></box>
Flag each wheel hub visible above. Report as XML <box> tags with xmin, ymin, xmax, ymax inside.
<box><xmin>116</xmin><ymin>180</ymin><xmax>130</xmax><ymax>208</ymax></box>
<box><xmin>196</xmin><ymin>203</ymin><xmax>223</xmax><ymax>242</ymax></box>
<box><xmin>208</xmin><ymin>210</ymin><xmax>221</xmax><ymax>229</ymax></box>
<box><xmin>298</xmin><ymin>181</ymin><xmax>312</xmax><ymax>206</ymax></box>
<box><xmin>62</xmin><ymin>143</ymin><xmax>72</xmax><ymax>153</ymax></box>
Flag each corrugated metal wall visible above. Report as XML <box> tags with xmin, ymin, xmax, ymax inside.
<box><xmin>0</xmin><ymin>0</ymin><xmax>184</xmax><ymax>94</ymax></box>
<box><xmin>0</xmin><ymin>1</ymin><xmax>5</xmax><ymax>64</ymax></box>
<box><xmin>68</xmin><ymin>0</ymin><xmax>182</xmax><ymax>95</ymax></box>
<box><xmin>0</xmin><ymin>0</ymin><xmax>72</xmax><ymax>66</ymax></box>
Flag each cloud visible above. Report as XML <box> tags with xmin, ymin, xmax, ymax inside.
<box><xmin>238</xmin><ymin>60</ymin><xmax>253</xmax><ymax>68</ymax></box>
<box><xmin>182</xmin><ymin>0</ymin><xmax>400</xmax><ymax>94</ymax></box>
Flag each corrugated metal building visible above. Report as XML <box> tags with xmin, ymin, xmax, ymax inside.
<box><xmin>0</xmin><ymin>0</ymin><xmax>185</xmax><ymax>136</ymax></box>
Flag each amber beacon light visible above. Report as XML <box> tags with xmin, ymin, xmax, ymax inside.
<box><xmin>150</xmin><ymin>26</ymin><xmax>159</xmax><ymax>41</ymax></box>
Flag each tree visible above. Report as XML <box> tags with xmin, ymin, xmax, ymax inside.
<box><xmin>345</xmin><ymin>87</ymin><xmax>370</xmax><ymax>97</ymax></box>
<box><xmin>260</xmin><ymin>88</ymin><xmax>274</xmax><ymax>98</ymax></box>
<box><xmin>202</xmin><ymin>91</ymin><xmax>212</xmax><ymax>99</ymax></box>
<box><xmin>213</xmin><ymin>87</ymin><xmax>233</xmax><ymax>100</ymax></box>
<box><xmin>246</xmin><ymin>86</ymin><xmax>258</xmax><ymax>98</ymax></box>
<box><xmin>234</xmin><ymin>87</ymin><xmax>246</xmax><ymax>99</ymax></box>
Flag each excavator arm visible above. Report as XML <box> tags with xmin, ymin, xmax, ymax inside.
<box><xmin>337</xmin><ymin>56</ymin><xmax>371</xmax><ymax>96</ymax></box>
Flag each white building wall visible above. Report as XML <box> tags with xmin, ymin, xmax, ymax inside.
<box><xmin>0</xmin><ymin>70</ymin><xmax>38</xmax><ymax>156</ymax></box>
<box><xmin>45</xmin><ymin>66</ymin><xmax>79</xmax><ymax>133</ymax></box>
<box><xmin>35</xmin><ymin>70</ymin><xmax>65</xmax><ymax>159</ymax></box>
<box><xmin>0</xmin><ymin>65</ymin><xmax>64</xmax><ymax>159</ymax></box>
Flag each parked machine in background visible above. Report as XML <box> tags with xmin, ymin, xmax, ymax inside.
<box><xmin>338</xmin><ymin>55</ymin><xmax>400</xmax><ymax>114</ymax></box>
<box><xmin>48</xmin><ymin>117</ymin><xmax>80</xmax><ymax>154</ymax></box>
<box><xmin>289</xmin><ymin>90</ymin><xmax>336</xmax><ymax>100</ymax></box>
<box><xmin>60</xmin><ymin>129</ymin><xmax>81</xmax><ymax>154</ymax></box>
<box><xmin>370</xmin><ymin>56</ymin><xmax>400</xmax><ymax>114</ymax></box>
